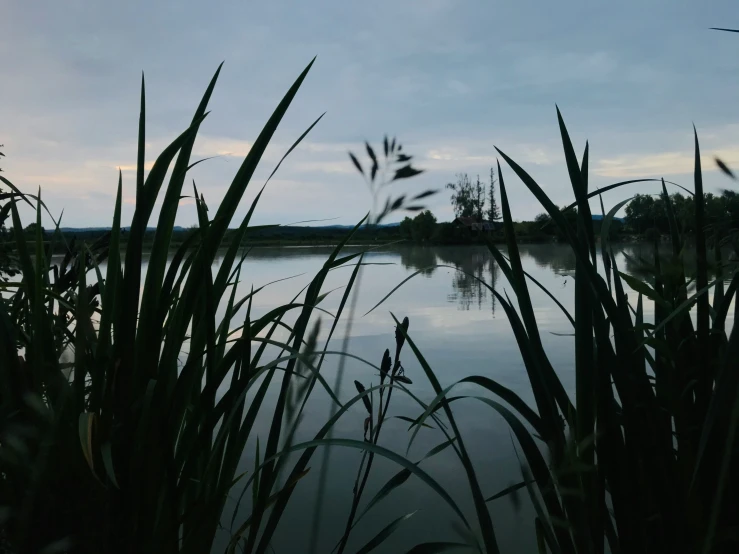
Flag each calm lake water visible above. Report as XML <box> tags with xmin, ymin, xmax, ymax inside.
<box><xmin>90</xmin><ymin>244</ymin><xmax>739</xmax><ymax>552</ymax></box>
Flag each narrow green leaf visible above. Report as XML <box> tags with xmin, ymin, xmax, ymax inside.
<box><xmin>78</xmin><ymin>413</ymin><xmax>96</xmax><ymax>476</ymax></box>
<box><xmin>391</xmin><ymin>314</ymin><xmax>500</xmax><ymax>554</ymax></box>
<box><xmin>136</xmin><ymin>72</ymin><xmax>145</xmax><ymax>205</ymax></box>
<box><xmin>349</xmin><ymin>152</ymin><xmax>364</xmax><ymax>176</ymax></box>
<box><xmin>404</xmin><ymin>543</ymin><xmax>470</xmax><ymax>554</ymax></box>
<box><xmin>100</xmin><ymin>441</ymin><xmax>119</xmax><ymax>488</ymax></box>
<box><xmin>354</xmin><ymin>512</ymin><xmax>417</xmax><ymax>554</ymax></box>
<box><xmin>617</xmin><ymin>271</ymin><xmax>671</xmax><ymax>309</ymax></box>
<box><xmin>693</xmin><ymin>127</ymin><xmax>710</xmax><ymax>392</ymax></box>
<box><xmin>355</xmin><ymin>438</ymin><xmax>456</xmax><ymax>528</ymax></box>
<box><xmin>485</xmin><ymin>480</ymin><xmax>532</xmax><ymax>503</ymax></box>
<box><xmin>249</xmin><ymin>437</ymin><xmax>471</xmax><ymax>531</ymax></box>
<box><xmin>715</xmin><ymin>156</ymin><xmax>737</xmax><ymax>179</ymax></box>
<box><xmin>393</xmin><ymin>165</ymin><xmax>424</xmax><ymax>181</ymax></box>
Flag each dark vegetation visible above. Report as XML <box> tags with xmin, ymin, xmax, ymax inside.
<box><xmin>624</xmin><ymin>190</ymin><xmax>739</xmax><ymax>239</ymax></box>
<box><xmin>0</xmin><ymin>25</ymin><xmax>738</xmax><ymax>554</ymax></box>
<box><xmin>51</xmin><ymin>223</ymin><xmax>412</xmax><ymax>249</ymax></box>
<box><xmin>0</xmin><ymin>62</ymin><xmax>439</xmax><ymax>554</ymax></box>
<box><xmin>370</xmin><ymin>109</ymin><xmax>739</xmax><ymax>554</ymax></box>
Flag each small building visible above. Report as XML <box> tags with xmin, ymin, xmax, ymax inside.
<box><xmin>453</xmin><ymin>217</ymin><xmax>497</xmax><ymax>232</ymax></box>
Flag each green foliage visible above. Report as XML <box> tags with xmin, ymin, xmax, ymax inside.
<box><xmin>487</xmin><ymin>167</ymin><xmax>500</xmax><ymax>222</ymax></box>
<box><xmin>2</xmin><ymin>31</ymin><xmax>738</xmax><ymax>554</ymax></box>
<box><xmin>625</xmin><ymin>190</ymin><xmax>739</xmax><ymax>237</ymax></box>
<box><xmin>447</xmin><ymin>168</ymin><xmax>500</xmax><ymax>223</ymax></box>
<box><xmin>482</xmin><ymin>114</ymin><xmax>739</xmax><ymax>554</ymax></box>
<box><xmin>411</xmin><ymin>210</ymin><xmax>437</xmax><ymax>241</ymax></box>
<box><xmin>446</xmin><ymin>173</ymin><xmax>475</xmax><ymax>218</ymax></box>
<box><xmin>23</xmin><ymin>222</ymin><xmax>46</xmax><ymax>238</ymax></box>
<box><xmin>472</xmin><ymin>175</ymin><xmax>486</xmax><ymax>221</ymax></box>
<box><xmin>399</xmin><ymin>210</ymin><xmax>437</xmax><ymax>242</ymax></box>
<box><xmin>432</xmin><ymin>221</ymin><xmax>467</xmax><ymax>243</ymax></box>
<box><xmin>348</xmin><ymin>136</ymin><xmax>435</xmax><ymax>224</ymax></box>
<box><xmin>372</xmin><ymin>109</ymin><xmax>739</xmax><ymax>554</ymax></box>
<box><xmin>399</xmin><ymin>216</ymin><xmax>413</xmax><ymax>238</ymax></box>
<box><xmin>332</xmin><ymin>318</ymin><xmax>417</xmax><ymax>554</ymax></box>
<box><xmin>534</xmin><ymin>206</ymin><xmax>578</xmax><ymax>239</ymax></box>
<box><xmin>0</xmin><ymin>61</ymin><xmax>380</xmax><ymax>554</ymax></box>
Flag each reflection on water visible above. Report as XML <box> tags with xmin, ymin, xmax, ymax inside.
<box><xmin>522</xmin><ymin>243</ymin><xmax>578</xmax><ymax>277</ymax></box>
<box><xmin>442</xmin><ymin>249</ymin><xmax>499</xmax><ymax>312</ymax></box>
<box><xmin>397</xmin><ymin>246</ymin><xmax>439</xmax><ymax>278</ymax></box>
<box><xmin>51</xmin><ymin>243</ymin><xmax>733</xmax><ymax>553</ymax></box>
<box><xmin>618</xmin><ymin>242</ymin><xmax>738</xmax><ymax>285</ymax></box>
<box><xmin>397</xmin><ymin>246</ymin><xmax>500</xmax><ymax>312</ymax></box>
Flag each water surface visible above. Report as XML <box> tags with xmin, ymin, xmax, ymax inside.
<box><xmin>88</xmin><ymin>244</ymin><xmax>739</xmax><ymax>552</ymax></box>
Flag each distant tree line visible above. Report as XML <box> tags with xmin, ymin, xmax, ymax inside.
<box><xmin>625</xmin><ymin>190</ymin><xmax>739</xmax><ymax>238</ymax></box>
<box><xmin>399</xmin><ymin>210</ymin><xmax>437</xmax><ymax>241</ymax></box>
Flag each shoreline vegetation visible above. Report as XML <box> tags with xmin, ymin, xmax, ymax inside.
<box><xmin>21</xmin><ymin>176</ymin><xmax>739</xmax><ymax>250</ymax></box>
<box><xmin>18</xmin><ymin>215</ymin><xmax>703</xmax><ymax>251</ymax></box>
<box><xmin>2</xmin><ymin>31</ymin><xmax>739</xmax><ymax>554</ymax></box>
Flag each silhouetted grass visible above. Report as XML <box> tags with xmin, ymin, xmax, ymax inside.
<box><xmin>0</xmin><ymin>59</ymin><xmax>374</xmax><ymax>554</ymax></box>
<box><xmin>2</xmin><ymin>34</ymin><xmax>737</xmax><ymax>554</ymax></box>
<box><xmin>486</xmin><ymin>114</ymin><xmax>738</xmax><ymax>554</ymax></box>
<box><xmin>371</xmin><ymin>109</ymin><xmax>738</xmax><ymax>553</ymax></box>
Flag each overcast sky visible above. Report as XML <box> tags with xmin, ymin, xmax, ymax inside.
<box><xmin>2</xmin><ymin>0</ymin><xmax>739</xmax><ymax>228</ymax></box>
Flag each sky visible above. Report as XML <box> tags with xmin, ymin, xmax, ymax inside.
<box><xmin>2</xmin><ymin>0</ymin><xmax>739</xmax><ymax>228</ymax></box>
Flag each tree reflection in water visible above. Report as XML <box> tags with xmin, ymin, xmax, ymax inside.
<box><xmin>521</xmin><ymin>243</ymin><xmax>577</xmax><ymax>277</ymax></box>
<box><xmin>396</xmin><ymin>246</ymin><xmax>499</xmax><ymax>313</ymax></box>
<box><xmin>397</xmin><ymin>246</ymin><xmax>438</xmax><ymax>278</ymax></box>
<box><xmin>438</xmin><ymin>249</ymin><xmax>499</xmax><ymax>312</ymax></box>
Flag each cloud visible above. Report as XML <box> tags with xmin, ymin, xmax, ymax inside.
<box><xmin>194</xmin><ymin>136</ymin><xmax>253</xmax><ymax>158</ymax></box>
<box><xmin>118</xmin><ymin>161</ymin><xmax>155</xmax><ymax>172</ymax></box>
<box><xmin>422</xmin><ymin>142</ymin><xmax>556</xmax><ymax>171</ymax></box>
<box><xmin>81</xmin><ymin>190</ymin><xmax>114</xmax><ymax>202</ymax></box>
<box><xmin>290</xmin><ymin>161</ymin><xmax>355</xmax><ymax>174</ymax></box>
<box><xmin>594</xmin><ymin>146</ymin><xmax>739</xmax><ymax>178</ymax></box>
<box><xmin>513</xmin><ymin>51</ymin><xmax>620</xmax><ymax>87</ymax></box>
<box><xmin>447</xmin><ymin>79</ymin><xmax>470</xmax><ymax>95</ymax></box>
<box><xmin>297</xmin><ymin>141</ymin><xmax>354</xmax><ymax>154</ymax></box>
<box><xmin>4</xmin><ymin>0</ymin><xmax>739</xmax><ymax>227</ymax></box>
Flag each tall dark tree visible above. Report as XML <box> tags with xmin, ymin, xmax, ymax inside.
<box><xmin>535</xmin><ymin>206</ymin><xmax>578</xmax><ymax>238</ymax></box>
<box><xmin>0</xmin><ymin>144</ymin><xmax>5</xmax><ymax>237</ymax></box>
<box><xmin>487</xmin><ymin>166</ymin><xmax>500</xmax><ymax>222</ymax></box>
<box><xmin>625</xmin><ymin>194</ymin><xmax>658</xmax><ymax>234</ymax></box>
<box><xmin>399</xmin><ymin>216</ymin><xmax>413</xmax><ymax>238</ymax></box>
<box><xmin>472</xmin><ymin>175</ymin><xmax>486</xmax><ymax>221</ymax></box>
<box><xmin>446</xmin><ymin>173</ymin><xmax>475</xmax><ymax>218</ymax></box>
<box><xmin>23</xmin><ymin>223</ymin><xmax>46</xmax><ymax>238</ymax></box>
<box><xmin>624</xmin><ymin>190</ymin><xmax>739</xmax><ymax>236</ymax></box>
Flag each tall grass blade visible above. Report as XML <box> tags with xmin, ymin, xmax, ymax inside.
<box><xmin>390</xmin><ymin>313</ymin><xmax>500</xmax><ymax>554</ymax></box>
<box><xmin>354</xmin><ymin>511</ymin><xmax>417</xmax><ymax>554</ymax></box>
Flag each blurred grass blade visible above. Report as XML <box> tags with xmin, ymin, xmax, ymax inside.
<box><xmin>354</xmin><ymin>511</ymin><xmax>417</xmax><ymax>554</ymax></box>
<box><xmin>404</xmin><ymin>542</ymin><xmax>471</xmax><ymax>553</ymax></box>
